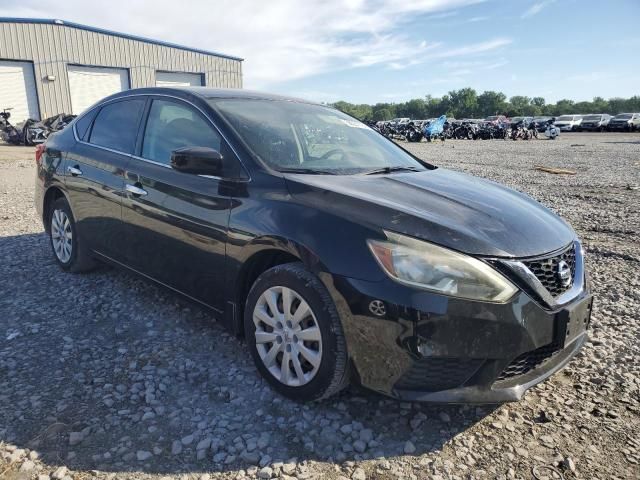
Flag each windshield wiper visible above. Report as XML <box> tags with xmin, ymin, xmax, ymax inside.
<box><xmin>363</xmin><ymin>166</ymin><xmax>423</xmax><ymax>175</ymax></box>
<box><xmin>278</xmin><ymin>167</ymin><xmax>338</xmax><ymax>175</ymax></box>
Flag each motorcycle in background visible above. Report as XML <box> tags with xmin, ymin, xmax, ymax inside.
<box><xmin>405</xmin><ymin>121</ymin><xmax>423</xmax><ymax>142</ymax></box>
<box><xmin>1</xmin><ymin>110</ymin><xmax>76</xmax><ymax>145</ymax></box>
<box><xmin>0</xmin><ymin>108</ymin><xmax>24</xmax><ymax>145</ymax></box>
<box><xmin>423</xmin><ymin>115</ymin><xmax>447</xmax><ymax>142</ymax></box>
<box><xmin>544</xmin><ymin>118</ymin><xmax>560</xmax><ymax>140</ymax></box>
<box><xmin>24</xmin><ymin>113</ymin><xmax>76</xmax><ymax>145</ymax></box>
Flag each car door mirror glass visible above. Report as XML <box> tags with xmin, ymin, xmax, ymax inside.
<box><xmin>170</xmin><ymin>146</ymin><xmax>224</xmax><ymax>176</ymax></box>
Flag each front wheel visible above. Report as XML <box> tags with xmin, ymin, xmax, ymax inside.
<box><xmin>244</xmin><ymin>263</ymin><xmax>349</xmax><ymax>401</ymax></box>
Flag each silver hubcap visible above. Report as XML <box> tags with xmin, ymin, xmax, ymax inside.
<box><xmin>253</xmin><ymin>286</ymin><xmax>322</xmax><ymax>387</ymax></box>
<box><xmin>51</xmin><ymin>209</ymin><xmax>72</xmax><ymax>263</ymax></box>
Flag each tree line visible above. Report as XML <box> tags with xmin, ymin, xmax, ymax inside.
<box><xmin>332</xmin><ymin>88</ymin><xmax>640</xmax><ymax>122</ymax></box>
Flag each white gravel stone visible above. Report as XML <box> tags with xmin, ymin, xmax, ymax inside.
<box><xmin>352</xmin><ymin>467</ymin><xmax>366</xmax><ymax>480</ymax></box>
<box><xmin>258</xmin><ymin>466</ymin><xmax>273</xmax><ymax>479</ymax></box>
<box><xmin>51</xmin><ymin>467</ymin><xmax>68</xmax><ymax>480</ymax></box>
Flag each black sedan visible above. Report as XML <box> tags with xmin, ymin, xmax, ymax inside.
<box><xmin>35</xmin><ymin>88</ymin><xmax>592</xmax><ymax>403</ymax></box>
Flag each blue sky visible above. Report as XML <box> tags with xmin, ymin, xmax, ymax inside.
<box><xmin>3</xmin><ymin>0</ymin><xmax>639</xmax><ymax>104</ymax></box>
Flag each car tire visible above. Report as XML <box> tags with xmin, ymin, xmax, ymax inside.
<box><xmin>48</xmin><ymin>197</ymin><xmax>97</xmax><ymax>273</ymax></box>
<box><xmin>244</xmin><ymin>262</ymin><xmax>349</xmax><ymax>402</ymax></box>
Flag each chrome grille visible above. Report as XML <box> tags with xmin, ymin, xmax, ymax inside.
<box><xmin>522</xmin><ymin>244</ymin><xmax>576</xmax><ymax>297</ymax></box>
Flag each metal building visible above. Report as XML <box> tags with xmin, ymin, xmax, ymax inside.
<box><xmin>0</xmin><ymin>18</ymin><xmax>243</xmax><ymax>123</ymax></box>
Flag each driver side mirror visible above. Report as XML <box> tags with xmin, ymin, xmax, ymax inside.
<box><xmin>170</xmin><ymin>147</ymin><xmax>224</xmax><ymax>176</ymax></box>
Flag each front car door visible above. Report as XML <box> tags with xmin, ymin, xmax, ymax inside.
<box><xmin>64</xmin><ymin>98</ymin><xmax>146</xmax><ymax>258</ymax></box>
<box><xmin>120</xmin><ymin>96</ymin><xmax>243</xmax><ymax>313</ymax></box>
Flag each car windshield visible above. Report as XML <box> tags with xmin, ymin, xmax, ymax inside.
<box><xmin>582</xmin><ymin>115</ymin><xmax>601</xmax><ymax>121</ymax></box>
<box><xmin>557</xmin><ymin>116</ymin><xmax>575</xmax><ymax>121</ymax></box>
<box><xmin>614</xmin><ymin>114</ymin><xmax>632</xmax><ymax>119</ymax></box>
<box><xmin>210</xmin><ymin>99</ymin><xmax>427</xmax><ymax>174</ymax></box>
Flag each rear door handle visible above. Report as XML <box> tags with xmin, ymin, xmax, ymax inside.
<box><xmin>125</xmin><ymin>183</ymin><xmax>148</xmax><ymax>196</ymax></box>
<box><xmin>67</xmin><ymin>165</ymin><xmax>82</xmax><ymax>176</ymax></box>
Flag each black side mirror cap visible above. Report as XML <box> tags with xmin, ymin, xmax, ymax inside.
<box><xmin>170</xmin><ymin>147</ymin><xmax>224</xmax><ymax>176</ymax></box>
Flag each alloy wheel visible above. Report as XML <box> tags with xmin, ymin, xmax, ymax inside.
<box><xmin>51</xmin><ymin>208</ymin><xmax>73</xmax><ymax>263</ymax></box>
<box><xmin>253</xmin><ymin>286</ymin><xmax>322</xmax><ymax>387</ymax></box>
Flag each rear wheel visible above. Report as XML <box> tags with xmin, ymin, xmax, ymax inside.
<box><xmin>244</xmin><ymin>263</ymin><xmax>349</xmax><ymax>401</ymax></box>
<box><xmin>48</xmin><ymin>197</ymin><xmax>96</xmax><ymax>272</ymax></box>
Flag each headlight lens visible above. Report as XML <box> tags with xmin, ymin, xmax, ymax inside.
<box><xmin>368</xmin><ymin>231</ymin><xmax>517</xmax><ymax>303</ymax></box>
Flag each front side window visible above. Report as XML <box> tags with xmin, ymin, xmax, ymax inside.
<box><xmin>142</xmin><ymin>99</ymin><xmax>221</xmax><ymax>164</ymax></box>
<box><xmin>89</xmin><ymin>99</ymin><xmax>145</xmax><ymax>153</ymax></box>
<box><xmin>210</xmin><ymin>99</ymin><xmax>427</xmax><ymax>175</ymax></box>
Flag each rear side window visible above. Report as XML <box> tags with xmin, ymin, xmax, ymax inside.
<box><xmin>141</xmin><ymin>99</ymin><xmax>221</xmax><ymax>164</ymax></box>
<box><xmin>75</xmin><ymin>109</ymin><xmax>97</xmax><ymax>140</ymax></box>
<box><xmin>89</xmin><ymin>99</ymin><xmax>146</xmax><ymax>153</ymax></box>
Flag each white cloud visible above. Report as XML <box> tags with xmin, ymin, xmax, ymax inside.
<box><xmin>521</xmin><ymin>0</ymin><xmax>556</xmax><ymax>19</ymax></box>
<box><xmin>565</xmin><ymin>71</ymin><xmax>614</xmax><ymax>83</ymax></box>
<box><xmin>385</xmin><ymin>38</ymin><xmax>511</xmax><ymax>70</ymax></box>
<box><xmin>6</xmin><ymin>0</ymin><xmax>501</xmax><ymax>88</ymax></box>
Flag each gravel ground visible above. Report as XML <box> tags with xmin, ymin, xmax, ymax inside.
<box><xmin>1</xmin><ymin>132</ymin><xmax>639</xmax><ymax>480</ymax></box>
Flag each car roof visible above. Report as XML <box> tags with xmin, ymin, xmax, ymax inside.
<box><xmin>109</xmin><ymin>87</ymin><xmax>321</xmax><ymax>105</ymax></box>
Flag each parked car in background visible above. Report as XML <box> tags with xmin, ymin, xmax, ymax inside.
<box><xmin>579</xmin><ymin>114</ymin><xmax>611</xmax><ymax>131</ymax></box>
<box><xmin>509</xmin><ymin>116</ymin><xmax>533</xmax><ymax>125</ymax></box>
<box><xmin>532</xmin><ymin>116</ymin><xmax>553</xmax><ymax>132</ymax></box>
<box><xmin>390</xmin><ymin>117</ymin><xmax>410</xmax><ymax>127</ymax></box>
<box><xmin>484</xmin><ymin>115</ymin><xmax>509</xmax><ymax>125</ymax></box>
<box><xmin>35</xmin><ymin>87</ymin><xmax>592</xmax><ymax>403</ymax></box>
<box><xmin>554</xmin><ymin>115</ymin><xmax>583</xmax><ymax>132</ymax></box>
<box><xmin>607</xmin><ymin>113</ymin><xmax>640</xmax><ymax>131</ymax></box>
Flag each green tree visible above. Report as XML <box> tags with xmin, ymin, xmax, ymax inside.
<box><xmin>397</xmin><ymin>98</ymin><xmax>427</xmax><ymax>119</ymax></box>
<box><xmin>507</xmin><ymin>96</ymin><xmax>535</xmax><ymax>116</ymax></box>
<box><xmin>477</xmin><ymin>91</ymin><xmax>507</xmax><ymax>117</ymax></box>
<box><xmin>446</xmin><ymin>88</ymin><xmax>478</xmax><ymax>118</ymax></box>
<box><xmin>332</xmin><ymin>101</ymin><xmax>373</xmax><ymax>121</ymax></box>
<box><xmin>332</xmin><ymin>91</ymin><xmax>640</xmax><ymax>122</ymax></box>
<box><xmin>424</xmin><ymin>95</ymin><xmax>446</xmax><ymax>118</ymax></box>
<box><xmin>531</xmin><ymin>97</ymin><xmax>546</xmax><ymax>109</ymax></box>
<box><xmin>553</xmin><ymin>99</ymin><xmax>576</xmax><ymax>116</ymax></box>
<box><xmin>372</xmin><ymin>107</ymin><xmax>394</xmax><ymax>121</ymax></box>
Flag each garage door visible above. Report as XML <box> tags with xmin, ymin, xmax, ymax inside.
<box><xmin>155</xmin><ymin>71</ymin><xmax>203</xmax><ymax>87</ymax></box>
<box><xmin>0</xmin><ymin>61</ymin><xmax>40</xmax><ymax>124</ymax></box>
<box><xmin>67</xmin><ymin>65</ymin><xmax>129</xmax><ymax>115</ymax></box>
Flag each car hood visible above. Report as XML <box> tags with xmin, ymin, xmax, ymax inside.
<box><xmin>285</xmin><ymin>168</ymin><xmax>575</xmax><ymax>258</ymax></box>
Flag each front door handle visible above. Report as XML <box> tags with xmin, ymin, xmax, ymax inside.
<box><xmin>125</xmin><ymin>183</ymin><xmax>148</xmax><ymax>196</ymax></box>
<box><xmin>67</xmin><ymin>165</ymin><xmax>82</xmax><ymax>176</ymax></box>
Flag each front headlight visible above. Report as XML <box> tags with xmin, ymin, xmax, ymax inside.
<box><xmin>367</xmin><ymin>231</ymin><xmax>517</xmax><ymax>303</ymax></box>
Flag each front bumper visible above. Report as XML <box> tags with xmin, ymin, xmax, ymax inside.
<box><xmin>321</xmin><ymin>244</ymin><xmax>591</xmax><ymax>403</ymax></box>
<box><xmin>608</xmin><ymin>123</ymin><xmax>631</xmax><ymax>130</ymax></box>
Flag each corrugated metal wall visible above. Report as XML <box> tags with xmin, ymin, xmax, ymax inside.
<box><xmin>0</xmin><ymin>21</ymin><xmax>243</xmax><ymax>118</ymax></box>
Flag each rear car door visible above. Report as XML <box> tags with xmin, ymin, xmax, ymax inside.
<box><xmin>120</xmin><ymin>96</ymin><xmax>239</xmax><ymax>312</ymax></box>
<box><xmin>64</xmin><ymin>97</ymin><xmax>146</xmax><ymax>258</ymax></box>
